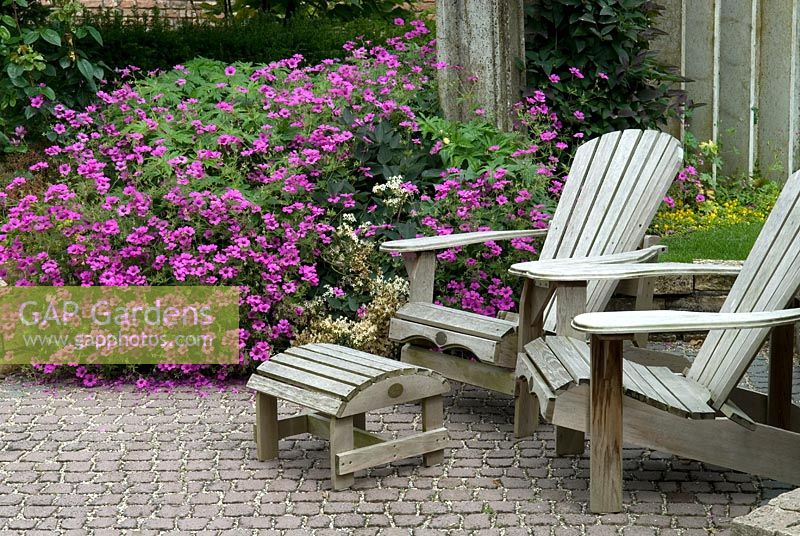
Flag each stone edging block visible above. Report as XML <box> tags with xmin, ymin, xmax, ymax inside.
<box><xmin>732</xmin><ymin>488</ymin><xmax>800</xmax><ymax>536</ymax></box>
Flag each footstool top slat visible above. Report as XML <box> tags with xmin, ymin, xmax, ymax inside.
<box><xmin>258</xmin><ymin>360</ymin><xmax>354</xmax><ymax>397</ymax></box>
<box><xmin>271</xmin><ymin>353</ymin><xmax>371</xmax><ymax>386</ymax></box>
<box><xmin>247</xmin><ymin>374</ymin><xmax>342</xmax><ymax>415</ymax></box>
<box><xmin>306</xmin><ymin>343</ymin><xmax>415</xmax><ymax>371</ymax></box>
<box><xmin>283</xmin><ymin>346</ymin><xmax>392</xmax><ymax>377</ymax></box>
<box><xmin>251</xmin><ymin>344</ymin><xmax>450</xmax><ymax>417</ymax></box>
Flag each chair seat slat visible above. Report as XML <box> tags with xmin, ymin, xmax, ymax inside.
<box><xmin>522</xmin><ymin>338</ymin><xmax>574</xmax><ymax>392</ymax></box>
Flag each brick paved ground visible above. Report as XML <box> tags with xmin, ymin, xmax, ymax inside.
<box><xmin>0</xmin><ymin>344</ymin><xmax>797</xmax><ymax>535</ymax></box>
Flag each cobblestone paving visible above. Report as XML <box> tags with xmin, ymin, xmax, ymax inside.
<box><xmin>0</xmin><ymin>346</ymin><xmax>797</xmax><ymax>536</ymax></box>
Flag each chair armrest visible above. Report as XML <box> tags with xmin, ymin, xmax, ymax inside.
<box><xmin>572</xmin><ymin>308</ymin><xmax>800</xmax><ymax>335</ymax></box>
<box><xmin>380</xmin><ymin>229</ymin><xmax>548</xmax><ymax>253</ymax></box>
<box><xmin>508</xmin><ymin>245</ymin><xmax>668</xmax><ymax>278</ymax></box>
<box><xmin>508</xmin><ymin>258</ymin><xmax>740</xmax><ymax>281</ymax></box>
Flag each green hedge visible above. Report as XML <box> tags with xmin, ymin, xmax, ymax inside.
<box><xmin>85</xmin><ymin>11</ymin><xmax>406</xmax><ymax>72</ymax></box>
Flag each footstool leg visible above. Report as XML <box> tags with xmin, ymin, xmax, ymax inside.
<box><xmin>422</xmin><ymin>395</ymin><xmax>444</xmax><ymax>467</ymax></box>
<box><xmin>256</xmin><ymin>392</ymin><xmax>279</xmax><ymax>461</ymax></box>
<box><xmin>330</xmin><ymin>415</ymin><xmax>355</xmax><ymax>490</ymax></box>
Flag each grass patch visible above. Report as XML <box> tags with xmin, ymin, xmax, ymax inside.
<box><xmin>659</xmin><ymin>222</ymin><xmax>764</xmax><ymax>262</ymax></box>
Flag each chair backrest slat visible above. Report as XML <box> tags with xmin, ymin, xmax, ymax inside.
<box><xmin>538</xmin><ymin>129</ymin><xmax>683</xmax><ymax>332</ymax></box>
<box><xmin>688</xmin><ymin>170</ymin><xmax>800</xmax><ymax>408</ymax></box>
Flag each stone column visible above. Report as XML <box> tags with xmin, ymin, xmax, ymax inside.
<box><xmin>650</xmin><ymin>0</ymin><xmax>685</xmax><ymax>139</ymax></box>
<box><xmin>756</xmin><ymin>0</ymin><xmax>800</xmax><ymax>181</ymax></box>
<box><xmin>436</xmin><ymin>0</ymin><xmax>526</xmax><ymax>131</ymax></box>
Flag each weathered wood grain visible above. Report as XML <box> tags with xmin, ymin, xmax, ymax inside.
<box><xmin>422</xmin><ymin>395</ymin><xmax>445</xmax><ymax>466</ymax></box>
<box><xmin>514</xmin><ymin>378</ymin><xmax>539</xmax><ymax>438</ymax></box>
<box><xmin>589</xmin><ymin>336</ymin><xmax>625</xmax><ymax>513</ymax></box>
<box><xmin>555</xmin><ymin>283</ymin><xmax>587</xmax><ymax>341</ymax></box>
<box><xmin>515</xmin><ymin>352</ymin><xmax>556</xmax><ymax>421</ymax></box>
<box><xmin>517</xmin><ymin>280</ymin><xmax>556</xmax><ymax>352</ymax></box>
<box><xmin>330</xmin><ymin>416</ymin><xmax>355</xmax><ymax>490</ymax></box>
<box><xmin>247</xmin><ymin>374</ymin><xmax>342</xmax><ymax>416</ymax></box>
<box><xmin>380</xmin><ymin>229</ymin><xmax>548</xmax><ymax>253</ymax></box>
<box><xmin>395</xmin><ymin>302</ymin><xmax>515</xmax><ymax>341</ymax></box>
<box><xmin>255</xmin><ymin>392</ymin><xmax>279</xmax><ymax>461</ymax></box>
<box><xmin>508</xmin><ymin>244</ymin><xmax>667</xmax><ymax>277</ymax></box>
<box><xmin>510</xmin><ymin>261</ymin><xmax>741</xmax><ymax>282</ymax></box>
<box><xmin>690</xmin><ymin>169</ymin><xmax>800</xmax><ymax>407</ymax></box>
<box><xmin>270</xmin><ymin>353</ymin><xmax>370</xmax><ymax>386</ymax></box>
<box><xmin>401</xmin><ymin>345</ymin><xmax>515</xmax><ymax>395</ymax></box>
<box><xmin>389</xmin><ymin>318</ymin><xmax>499</xmax><ymax>363</ymax></box>
<box><xmin>403</xmin><ymin>252</ymin><xmax>436</xmax><ymax>303</ymax></box>
<box><xmin>572</xmin><ymin>308</ymin><xmax>800</xmax><ymax>335</ymax></box>
<box><xmin>257</xmin><ymin>360</ymin><xmax>354</xmax><ymax>397</ymax></box>
<box><xmin>336</xmin><ymin>428</ymin><xmax>448</xmax><ymax>475</ymax></box>
<box><xmin>633</xmin><ymin>235</ymin><xmax>661</xmax><ymax>347</ymax></box>
<box><xmin>553</xmin><ymin>385</ymin><xmax>800</xmax><ymax>488</ymax></box>
<box><xmin>522</xmin><ymin>338</ymin><xmax>573</xmax><ymax>392</ymax></box>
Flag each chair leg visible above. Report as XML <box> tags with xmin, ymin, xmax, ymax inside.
<box><xmin>514</xmin><ymin>378</ymin><xmax>539</xmax><ymax>438</ymax></box>
<box><xmin>768</xmin><ymin>323</ymin><xmax>795</xmax><ymax>429</ymax></box>
<box><xmin>330</xmin><ymin>415</ymin><xmax>355</xmax><ymax>490</ymax></box>
<box><xmin>255</xmin><ymin>392</ymin><xmax>279</xmax><ymax>461</ymax></box>
<box><xmin>590</xmin><ymin>336</ymin><xmax>624</xmax><ymax>513</ymax></box>
<box><xmin>555</xmin><ymin>426</ymin><xmax>585</xmax><ymax>455</ymax></box>
<box><xmin>353</xmin><ymin>413</ymin><xmax>366</xmax><ymax>430</ymax></box>
<box><xmin>422</xmin><ymin>395</ymin><xmax>444</xmax><ymax>466</ymax></box>
<box><xmin>633</xmin><ymin>276</ymin><xmax>656</xmax><ymax>348</ymax></box>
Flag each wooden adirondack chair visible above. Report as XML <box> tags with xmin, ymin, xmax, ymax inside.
<box><xmin>380</xmin><ymin>129</ymin><xmax>684</xmax><ymax>437</ymax></box>
<box><xmin>513</xmin><ymin>169</ymin><xmax>800</xmax><ymax>513</ymax></box>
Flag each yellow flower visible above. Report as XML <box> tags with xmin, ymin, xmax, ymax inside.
<box><xmin>442</xmin><ymin>137</ymin><xmax>450</xmax><ymax>145</ymax></box>
<box><xmin>698</xmin><ymin>140</ymin><xmax>719</xmax><ymax>156</ymax></box>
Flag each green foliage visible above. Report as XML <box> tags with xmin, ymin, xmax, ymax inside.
<box><xmin>659</xmin><ymin>222</ymin><xmax>763</xmax><ymax>262</ymax></box>
<box><xmin>84</xmin><ymin>11</ymin><xmax>405</xmax><ymax>73</ymax></box>
<box><xmin>415</xmin><ymin>113</ymin><xmax>564</xmax><ymax>191</ymax></box>
<box><xmin>199</xmin><ymin>0</ymin><xmax>409</xmax><ymax>23</ymax></box>
<box><xmin>652</xmin><ymin>131</ymin><xmax>779</xmax><ymax>236</ymax></box>
<box><xmin>0</xmin><ymin>0</ymin><xmax>106</xmax><ymax>150</ymax></box>
<box><xmin>525</xmin><ymin>0</ymin><xmax>686</xmax><ymax>137</ymax></box>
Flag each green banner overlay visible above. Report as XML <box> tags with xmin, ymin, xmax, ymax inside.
<box><xmin>0</xmin><ymin>286</ymin><xmax>240</xmax><ymax>365</ymax></box>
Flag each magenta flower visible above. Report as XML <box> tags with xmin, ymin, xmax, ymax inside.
<box><xmin>1</xmin><ymin>20</ymin><xmax>574</xmax><ymax>387</ymax></box>
<box><xmin>30</xmin><ymin>94</ymin><xmax>45</xmax><ymax>108</ymax></box>
<box><xmin>569</xmin><ymin>67</ymin><xmax>585</xmax><ymax>79</ymax></box>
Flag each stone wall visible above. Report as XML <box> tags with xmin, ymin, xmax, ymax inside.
<box><xmin>609</xmin><ymin>261</ymin><xmax>741</xmax><ymax>318</ymax></box>
<box><xmin>78</xmin><ymin>0</ymin><xmax>196</xmax><ymax>19</ymax></box>
<box><xmin>75</xmin><ymin>0</ymin><xmax>434</xmax><ymax>20</ymax></box>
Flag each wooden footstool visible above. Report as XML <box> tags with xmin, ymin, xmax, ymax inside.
<box><xmin>247</xmin><ymin>343</ymin><xmax>451</xmax><ymax>489</ymax></box>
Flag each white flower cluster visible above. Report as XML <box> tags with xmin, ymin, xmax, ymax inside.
<box><xmin>372</xmin><ymin>175</ymin><xmax>412</xmax><ymax>210</ymax></box>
